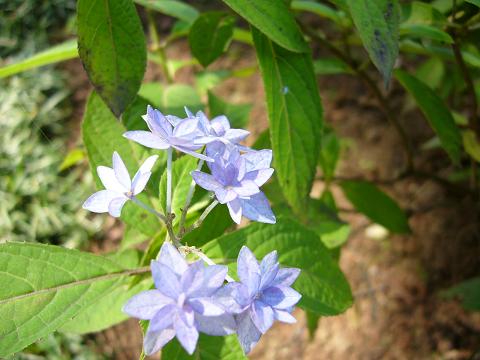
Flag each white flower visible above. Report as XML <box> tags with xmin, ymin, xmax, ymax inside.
<box><xmin>82</xmin><ymin>152</ymin><xmax>158</xmax><ymax>217</ymax></box>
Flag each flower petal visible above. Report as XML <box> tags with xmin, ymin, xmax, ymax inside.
<box><xmin>271</xmin><ymin>267</ymin><xmax>301</xmax><ymax>287</ymax></box>
<box><xmin>151</xmin><ymin>261</ymin><xmax>181</xmax><ymax>299</ymax></box>
<box><xmin>244</xmin><ymin>168</ymin><xmax>274</xmax><ymax>187</ymax></box>
<box><xmin>211</xmin><ymin>115</ymin><xmax>231</xmax><ymax>133</ymax></box>
<box><xmin>242</xmin><ymin>149</ymin><xmax>273</xmax><ymax>172</ymax></box>
<box><xmin>97</xmin><ymin>166</ymin><xmax>125</xmax><ymax>193</ymax></box>
<box><xmin>240</xmin><ymin>192</ymin><xmax>276</xmax><ymax>224</ymax></box>
<box><xmin>227</xmin><ymin>198</ymin><xmax>243</xmax><ymax>224</ymax></box>
<box><xmin>138</xmin><ymin>154</ymin><xmax>159</xmax><ymax>174</ymax></box>
<box><xmin>261</xmin><ymin>285</ymin><xmax>301</xmax><ymax>309</ymax></box>
<box><xmin>188</xmin><ymin>298</ymin><xmax>226</xmax><ymax>316</ymax></box>
<box><xmin>234</xmin><ymin>180</ymin><xmax>260</xmax><ymax>197</ymax></box>
<box><xmin>146</xmin><ymin>105</ymin><xmax>172</xmax><ymax>137</ymax></box>
<box><xmin>236</xmin><ymin>311</ymin><xmax>262</xmax><ymax>354</ymax></box>
<box><xmin>174</xmin><ymin>313</ymin><xmax>199</xmax><ymax>355</ymax></box>
<box><xmin>215</xmin><ymin>282</ymin><xmax>250</xmax><ymax>313</ymax></box>
<box><xmin>122</xmin><ymin>290</ymin><xmax>173</xmax><ymax>320</ymax></box>
<box><xmin>143</xmin><ymin>326</ymin><xmax>176</xmax><ymax>356</ymax></box>
<box><xmin>191</xmin><ymin>171</ymin><xmax>222</xmax><ymax>192</ymax></box>
<box><xmin>224</xmin><ymin>128</ymin><xmax>249</xmax><ymax>143</ymax></box>
<box><xmin>273</xmin><ymin>309</ymin><xmax>297</xmax><ymax>324</ymax></box>
<box><xmin>108</xmin><ymin>196</ymin><xmax>129</xmax><ymax>217</ymax></box>
<box><xmin>112</xmin><ymin>151</ymin><xmax>131</xmax><ymax>190</ymax></box>
<box><xmin>237</xmin><ymin>246</ymin><xmax>261</xmax><ymax>295</ymax></box>
<box><xmin>251</xmin><ymin>300</ymin><xmax>274</xmax><ymax>334</ymax></box>
<box><xmin>173</xmin><ymin>118</ymin><xmax>200</xmax><ymax>138</ymax></box>
<box><xmin>131</xmin><ymin>171</ymin><xmax>152</xmax><ymax>195</ymax></box>
<box><xmin>185</xmin><ymin>264</ymin><xmax>228</xmax><ymax>298</ymax></box>
<box><xmin>82</xmin><ymin>190</ymin><xmax>119</xmax><ymax>213</ymax></box>
<box><xmin>195</xmin><ymin>313</ymin><xmax>237</xmax><ymax>336</ymax></box>
<box><xmin>259</xmin><ymin>251</ymin><xmax>279</xmax><ymax>290</ymax></box>
<box><xmin>149</xmin><ymin>304</ymin><xmax>177</xmax><ymax>332</ymax></box>
<box><xmin>216</xmin><ymin>188</ymin><xmax>237</xmax><ymax>204</ymax></box>
<box><xmin>173</xmin><ymin>145</ymin><xmax>213</xmax><ymax>162</ymax></box>
<box><xmin>158</xmin><ymin>242</ymin><xmax>188</xmax><ymax>276</ymax></box>
<box><xmin>123</xmin><ymin>130</ymin><xmax>170</xmax><ymax>149</ymax></box>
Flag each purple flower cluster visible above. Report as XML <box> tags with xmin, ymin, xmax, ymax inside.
<box><xmin>123</xmin><ymin>243</ymin><xmax>301</xmax><ymax>355</ymax></box>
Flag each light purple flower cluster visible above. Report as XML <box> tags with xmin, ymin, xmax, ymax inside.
<box><xmin>123</xmin><ymin>243</ymin><xmax>301</xmax><ymax>355</ymax></box>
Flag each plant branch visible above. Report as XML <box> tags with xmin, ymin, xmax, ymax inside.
<box><xmin>186</xmin><ymin>200</ymin><xmax>219</xmax><ymax>233</ymax></box>
<box><xmin>178</xmin><ymin>159</ymin><xmax>205</xmax><ymax>236</ymax></box>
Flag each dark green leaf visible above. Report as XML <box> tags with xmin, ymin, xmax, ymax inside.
<box><xmin>291</xmin><ymin>0</ymin><xmax>348</xmax><ymax>26</ymax></box>
<box><xmin>395</xmin><ymin>70</ymin><xmax>462</xmax><ymax>163</ymax></box>
<box><xmin>340</xmin><ymin>180</ymin><xmax>410</xmax><ymax>233</ymax></box>
<box><xmin>162</xmin><ymin>334</ymin><xmax>246</xmax><ymax>359</ymax></box>
<box><xmin>222</xmin><ymin>0</ymin><xmax>309</xmax><ymax>52</ymax></box>
<box><xmin>441</xmin><ymin>277</ymin><xmax>480</xmax><ymax>311</ymax></box>
<box><xmin>208</xmin><ymin>91</ymin><xmax>252</xmax><ymax>129</ymax></box>
<box><xmin>319</xmin><ymin>130</ymin><xmax>341</xmax><ymax>181</ymax></box>
<box><xmin>313</xmin><ymin>58</ymin><xmax>352</xmax><ymax>75</ymax></box>
<box><xmin>252</xmin><ymin>29</ymin><xmax>323</xmax><ymax>211</ymax></box>
<box><xmin>465</xmin><ymin>0</ymin><xmax>480</xmax><ymax>8</ymax></box>
<box><xmin>77</xmin><ymin>0</ymin><xmax>146</xmax><ymax>116</ymax></box>
<box><xmin>306</xmin><ymin>311</ymin><xmax>321</xmax><ymax>339</ymax></box>
<box><xmin>189</xmin><ymin>12</ymin><xmax>235</xmax><ymax>67</ymax></box>
<box><xmin>203</xmin><ymin>218</ymin><xmax>353</xmax><ymax>315</ymax></box>
<box><xmin>399</xmin><ymin>23</ymin><xmax>453</xmax><ymax>43</ymax></box>
<box><xmin>0</xmin><ymin>243</ymin><xmax>147</xmax><ymax>357</ymax></box>
<box><xmin>82</xmin><ymin>92</ymin><xmax>162</xmax><ymax>236</ymax></box>
<box><xmin>134</xmin><ymin>0</ymin><xmax>199</xmax><ymax>24</ymax></box>
<box><xmin>347</xmin><ymin>0</ymin><xmax>400</xmax><ymax>83</ymax></box>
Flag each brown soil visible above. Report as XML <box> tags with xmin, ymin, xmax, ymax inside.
<box><xmin>61</xmin><ymin>37</ymin><xmax>480</xmax><ymax>360</ymax></box>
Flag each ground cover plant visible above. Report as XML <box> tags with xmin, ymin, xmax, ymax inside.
<box><xmin>1</xmin><ymin>0</ymin><xmax>480</xmax><ymax>358</ymax></box>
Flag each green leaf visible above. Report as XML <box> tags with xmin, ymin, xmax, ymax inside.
<box><xmin>159</xmin><ymin>155</ymin><xmax>199</xmax><ymax>218</ymax></box>
<box><xmin>441</xmin><ymin>277</ymin><xmax>480</xmax><ymax>311</ymax></box>
<box><xmin>313</xmin><ymin>58</ymin><xmax>352</xmax><ymax>75</ymax></box>
<box><xmin>134</xmin><ymin>0</ymin><xmax>199</xmax><ymax>24</ymax></box>
<box><xmin>399</xmin><ymin>23</ymin><xmax>453</xmax><ymax>43</ymax></box>
<box><xmin>189</xmin><ymin>12</ymin><xmax>235</xmax><ymax>67</ymax></box>
<box><xmin>395</xmin><ymin>70</ymin><xmax>462</xmax><ymax>163</ymax></box>
<box><xmin>347</xmin><ymin>0</ymin><xmax>400</xmax><ymax>83</ymax></box>
<box><xmin>462</xmin><ymin>130</ymin><xmax>480</xmax><ymax>162</ymax></box>
<box><xmin>162</xmin><ymin>334</ymin><xmax>246</xmax><ymax>359</ymax></box>
<box><xmin>196</xmin><ymin>70</ymin><xmax>231</xmax><ymax>94</ymax></box>
<box><xmin>207</xmin><ymin>91</ymin><xmax>252</xmax><ymax>129</ymax></box>
<box><xmin>319</xmin><ymin>130</ymin><xmax>341</xmax><ymax>181</ymax></box>
<box><xmin>465</xmin><ymin>0</ymin><xmax>480</xmax><ymax>8</ymax></box>
<box><xmin>162</xmin><ymin>84</ymin><xmax>203</xmax><ymax>117</ymax></box>
<box><xmin>82</xmin><ymin>92</ymin><xmax>162</xmax><ymax>236</ymax></box>
<box><xmin>203</xmin><ymin>218</ymin><xmax>353</xmax><ymax>315</ymax></box>
<box><xmin>0</xmin><ymin>40</ymin><xmax>77</xmax><ymax>79</ymax></box>
<box><xmin>222</xmin><ymin>0</ymin><xmax>309</xmax><ymax>53</ymax></box>
<box><xmin>59</xmin><ymin>250</ymin><xmax>149</xmax><ymax>334</ymax></box>
<box><xmin>401</xmin><ymin>1</ymin><xmax>447</xmax><ymax>26</ymax></box>
<box><xmin>121</xmin><ymin>225</ymin><xmax>150</xmax><ymax>249</ymax></box>
<box><xmin>252</xmin><ymin>29</ymin><xmax>323</xmax><ymax>211</ymax></box>
<box><xmin>340</xmin><ymin>180</ymin><xmax>410</xmax><ymax>233</ymax></box>
<box><xmin>306</xmin><ymin>311</ymin><xmax>321</xmax><ymax>339</ymax></box>
<box><xmin>291</xmin><ymin>0</ymin><xmax>348</xmax><ymax>26</ymax></box>
<box><xmin>0</xmin><ymin>243</ymin><xmax>149</xmax><ymax>357</ymax></box>
<box><xmin>58</xmin><ymin>148</ymin><xmax>85</xmax><ymax>172</ymax></box>
<box><xmin>77</xmin><ymin>0</ymin><xmax>147</xmax><ymax>116</ymax></box>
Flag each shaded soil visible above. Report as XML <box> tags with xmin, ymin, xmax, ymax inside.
<box><xmin>61</xmin><ymin>37</ymin><xmax>480</xmax><ymax>359</ymax></box>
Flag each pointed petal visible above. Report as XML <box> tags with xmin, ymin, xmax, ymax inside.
<box><xmin>151</xmin><ymin>261</ymin><xmax>181</xmax><ymax>299</ymax></box>
<box><xmin>173</xmin><ymin>145</ymin><xmax>213</xmax><ymax>162</ymax></box>
<box><xmin>227</xmin><ymin>198</ymin><xmax>243</xmax><ymax>224</ymax></box>
<box><xmin>237</xmin><ymin>246</ymin><xmax>261</xmax><ymax>295</ymax></box>
<box><xmin>184</xmin><ymin>263</ymin><xmax>228</xmax><ymax>298</ymax></box>
<box><xmin>189</xmin><ymin>298</ymin><xmax>226</xmax><ymax>316</ymax></box>
<box><xmin>211</xmin><ymin>115</ymin><xmax>230</xmax><ymax>132</ymax></box>
<box><xmin>180</xmin><ymin>261</ymin><xmax>204</xmax><ymax>292</ymax></box>
<box><xmin>237</xmin><ymin>311</ymin><xmax>262</xmax><ymax>354</ymax></box>
<box><xmin>225</xmin><ymin>128</ymin><xmax>249</xmax><ymax>143</ymax></box>
<box><xmin>166</xmin><ymin>115</ymin><xmax>183</xmax><ymax>127</ymax></box>
<box><xmin>191</xmin><ymin>171</ymin><xmax>222</xmax><ymax>192</ymax></box>
<box><xmin>143</xmin><ymin>326</ymin><xmax>176</xmax><ymax>356</ymax></box>
<box><xmin>123</xmin><ymin>131</ymin><xmax>170</xmax><ymax>150</ymax></box>
<box><xmin>97</xmin><ymin>166</ymin><xmax>125</xmax><ymax>192</ymax></box>
<box><xmin>195</xmin><ymin>313</ymin><xmax>237</xmax><ymax>336</ymax></box>
<box><xmin>244</xmin><ymin>168</ymin><xmax>274</xmax><ymax>187</ymax></box>
<box><xmin>259</xmin><ymin>251</ymin><xmax>279</xmax><ymax>290</ymax></box>
<box><xmin>132</xmin><ymin>171</ymin><xmax>152</xmax><ymax>195</ymax></box>
<box><xmin>82</xmin><ymin>190</ymin><xmax>119</xmax><ymax>213</ymax></box>
<box><xmin>108</xmin><ymin>196</ymin><xmax>129</xmax><ymax>217</ymax></box>
<box><xmin>112</xmin><ymin>152</ymin><xmax>131</xmax><ymax>189</ymax></box>
<box><xmin>215</xmin><ymin>282</ymin><xmax>250</xmax><ymax>313</ymax></box>
<box><xmin>184</xmin><ymin>107</ymin><xmax>194</xmax><ymax>118</ymax></box>
<box><xmin>146</xmin><ymin>105</ymin><xmax>172</xmax><ymax>137</ymax></box>
<box><xmin>234</xmin><ymin>180</ymin><xmax>260</xmax><ymax>197</ymax></box>
<box><xmin>261</xmin><ymin>286</ymin><xmax>301</xmax><ymax>309</ymax></box>
<box><xmin>158</xmin><ymin>242</ymin><xmax>188</xmax><ymax>276</ymax></box>
<box><xmin>251</xmin><ymin>300</ymin><xmax>274</xmax><ymax>334</ymax></box>
<box><xmin>240</xmin><ymin>192</ymin><xmax>276</xmax><ymax>224</ymax></box>
<box><xmin>242</xmin><ymin>149</ymin><xmax>273</xmax><ymax>172</ymax></box>
<box><xmin>149</xmin><ymin>304</ymin><xmax>177</xmax><ymax>332</ymax></box>
<box><xmin>271</xmin><ymin>268</ymin><xmax>301</xmax><ymax>287</ymax></box>
<box><xmin>216</xmin><ymin>189</ymin><xmax>237</xmax><ymax>204</ymax></box>
<box><xmin>173</xmin><ymin>118</ymin><xmax>200</xmax><ymax>137</ymax></box>
<box><xmin>273</xmin><ymin>309</ymin><xmax>297</xmax><ymax>324</ymax></box>
<box><xmin>138</xmin><ymin>154</ymin><xmax>159</xmax><ymax>174</ymax></box>
<box><xmin>174</xmin><ymin>314</ymin><xmax>199</xmax><ymax>355</ymax></box>
<box><xmin>122</xmin><ymin>290</ymin><xmax>173</xmax><ymax>320</ymax></box>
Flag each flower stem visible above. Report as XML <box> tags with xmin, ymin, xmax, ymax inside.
<box><xmin>166</xmin><ymin>147</ymin><xmax>173</xmax><ymax>215</ymax></box>
<box><xmin>179</xmin><ymin>159</ymin><xmax>205</xmax><ymax>235</ymax></box>
<box><xmin>186</xmin><ymin>200</ymin><xmax>219</xmax><ymax>233</ymax></box>
<box><xmin>131</xmin><ymin>197</ymin><xmax>167</xmax><ymax>223</ymax></box>
<box><xmin>181</xmin><ymin>246</ymin><xmax>235</xmax><ymax>282</ymax></box>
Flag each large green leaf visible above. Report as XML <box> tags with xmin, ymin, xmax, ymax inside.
<box><xmin>134</xmin><ymin>0</ymin><xmax>199</xmax><ymax>24</ymax></box>
<box><xmin>203</xmin><ymin>218</ymin><xmax>353</xmax><ymax>315</ymax></box>
<box><xmin>340</xmin><ymin>180</ymin><xmax>410</xmax><ymax>233</ymax></box>
<box><xmin>465</xmin><ymin>0</ymin><xmax>480</xmax><ymax>8</ymax></box>
<box><xmin>189</xmin><ymin>12</ymin><xmax>235</xmax><ymax>67</ymax></box>
<box><xmin>162</xmin><ymin>335</ymin><xmax>246</xmax><ymax>359</ymax></box>
<box><xmin>442</xmin><ymin>277</ymin><xmax>480</xmax><ymax>311</ymax></box>
<box><xmin>347</xmin><ymin>0</ymin><xmax>400</xmax><ymax>83</ymax></box>
<box><xmin>395</xmin><ymin>70</ymin><xmax>462</xmax><ymax>163</ymax></box>
<box><xmin>82</xmin><ymin>92</ymin><xmax>162</xmax><ymax>236</ymax></box>
<box><xmin>222</xmin><ymin>0</ymin><xmax>308</xmax><ymax>53</ymax></box>
<box><xmin>399</xmin><ymin>23</ymin><xmax>453</xmax><ymax>43</ymax></box>
<box><xmin>0</xmin><ymin>243</ymin><xmax>149</xmax><ymax>357</ymax></box>
<box><xmin>291</xmin><ymin>0</ymin><xmax>349</xmax><ymax>26</ymax></box>
<box><xmin>77</xmin><ymin>0</ymin><xmax>147</xmax><ymax>116</ymax></box>
<box><xmin>0</xmin><ymin>40</ymin><xmax>77</xmax><ymax>79</ymax></box>
<box><xmin>252</xmin><ymin>29</ymin><xmax>323</xmax><ymax>211</ymax></box>
<box><xmin>207</xmin><ymin>91</ymin><xmax>252</xmax><ymax>129</ymax></box>
<box><xmin>59</xmin><ymin>250</ymin><xmax>150</xmax><ymax>334</ymax></box>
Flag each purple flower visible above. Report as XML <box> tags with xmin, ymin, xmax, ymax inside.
<box><xmin>123</xmin><ymin>243</ymin><xmax>236</xmax><ymax>355</ymax></box>
<box><xmin>194</xmin><ymin>111</ymin><xmax>250</xmax><ymax>146</ymax></box>
<box><xmin>82</xmin><ymin>152</ymin><xmax>158</xmax><ymax>217</ymax></box>
<box><xmin>218</xmin><ymin>246</ymin><xmax>301</xmax><ymax>354</ymax></box>
<box><xmin>123</xmin><ymin>105</ymin><xmax>212</xmax><ymax>162</ymax></box>
<box><xmin>191</xmin><ymin>148</ymin><xmax>275</xmax><ymax>224</ymax></box>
